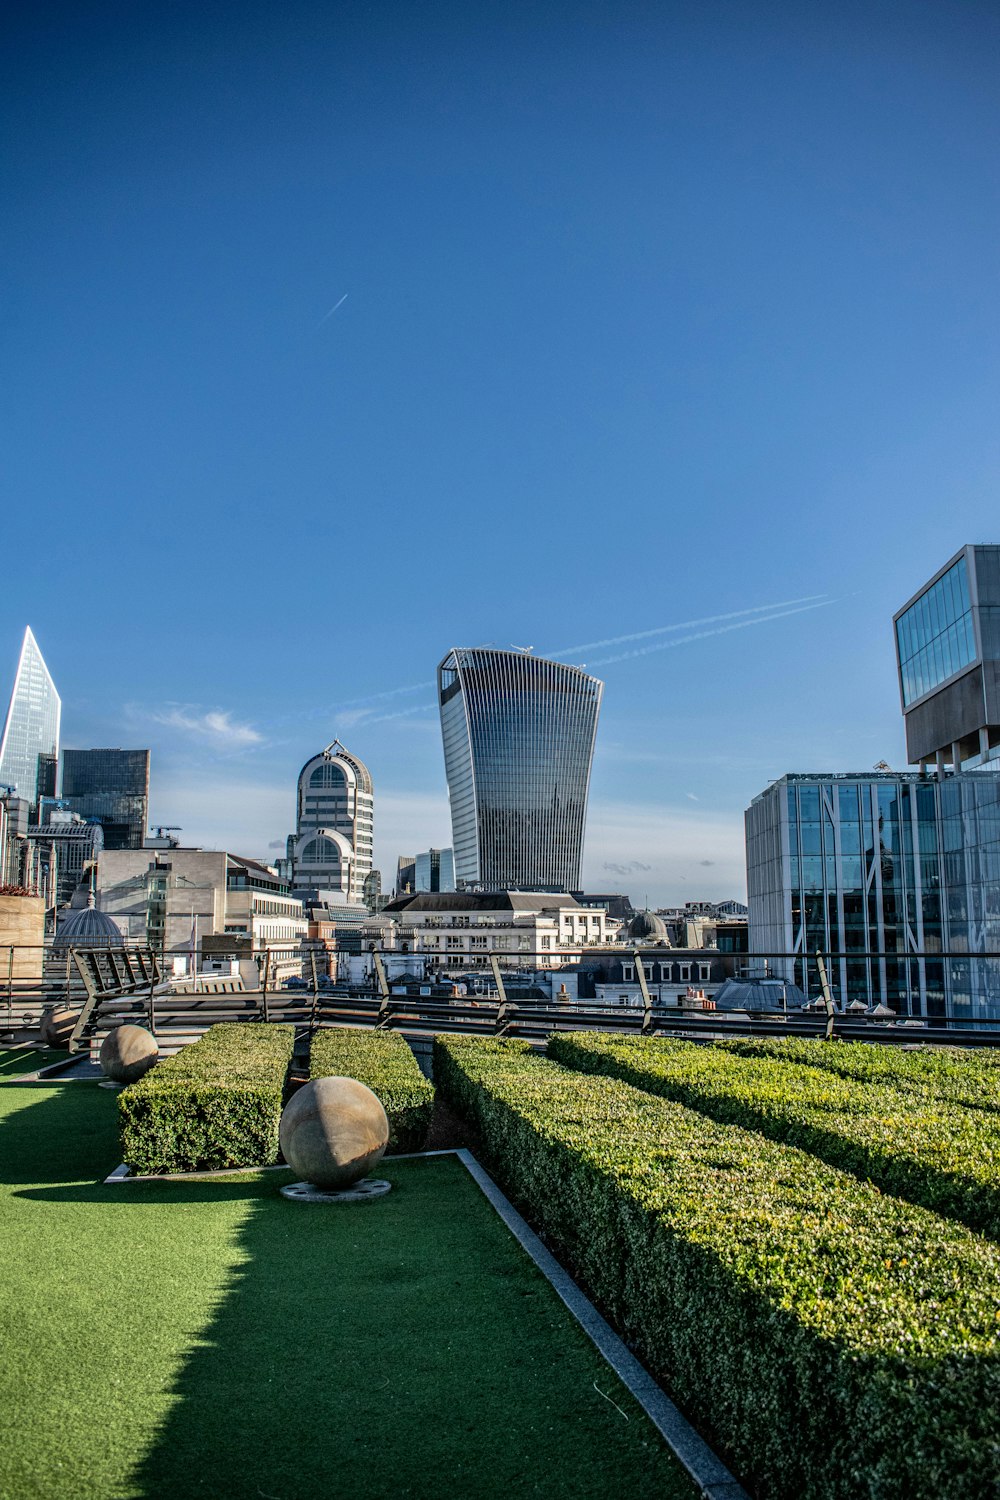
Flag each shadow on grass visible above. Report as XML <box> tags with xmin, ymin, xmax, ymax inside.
<box><xmin>118</xmin><ymin>1156</ymin><xmax>693</xmax><ymax>1500</ymax></box>
<box><xmin>0</xmin><ymin>1081</ymin><xmax>120</xmax><ymax>1186</ymax></box>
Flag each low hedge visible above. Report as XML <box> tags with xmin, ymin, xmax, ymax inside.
<box><xmin>718</xmin><ymin>1035</ymin><xmax>1000</xmax><ymax>1114</ymax></box>
<box><xmin>309</xmin><ymin>1028</ymin><xmax>434</xmax><ymax>1152</ymax></box>
<box><xmin>436</xmin><ymin>1035</ymin><xmax>1000</xmax><ymax>1500</ymax></box>
<box><xmin>118</xmin><ymin>1023</ymin><xmax>295</xmax><ymax>1173</ymax></box>
<box><xmin>549</xmin><ymin>1031</ymin><xmax>1000</xmax><ymax>1241</ymax></box>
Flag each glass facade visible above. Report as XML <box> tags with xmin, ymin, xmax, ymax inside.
<box><xmin>438</xmin><ymin>648</ymin><xmax>603</xmax><ymax>892</ymax></box>
<box><xmin>60</xmin><ymin>748</ymin><xmax>150</xmax><ymax>849</ymax></box>
<box><xmin>0</xmin><ymin>627</ymin><xmax>61</xmax><ymax>805</ymax></box>
<box><xmin>746</xmin><ymin>772</ymin><xmax>1000</xmax><ymax>1021</ymax></box>
<box><xmin>895</xmin><ymin>557</ymin><xmax>976</xmax><ymax>706</ymax></box>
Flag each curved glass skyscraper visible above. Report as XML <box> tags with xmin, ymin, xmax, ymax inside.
<box><xmin>438</xmin><ymin>648</ymin><xmax>603</xmax><ymax>892</ymax></box>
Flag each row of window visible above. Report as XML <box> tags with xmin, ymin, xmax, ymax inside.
<box><xmin>622</xmin><ymin>961</ymin><xmax>712</xmax><ymax>982</ymax></box>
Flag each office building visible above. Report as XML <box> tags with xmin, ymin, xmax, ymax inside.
<box><xmin>438</xmin><ymin>647</ymin><xmax>603</xmax><ymax>891</ymax></box>
<box><xmin>60</xmin><ymin>748</ymin><xmax>150</xmax><ymax>849</ymax></box>
<box><xmin>0</xmin><ymin>627</ymin><xmax>61</xmax><ymax>807</ymax></box>
<box><xmin>346</xmin><ymin>889</ymin><xmax>612</xmax><ymax>984</ymax></box>
<box><xmin>97</xmin><ymin>848</ymin><xmax>306</xmax><ymax>981</ymax></box>
<box><xmin>746</xmin><ymin>770</ymin><xmax>1000</xmax><ymax>1021</ymax></box>
<box><xmin>746</xmin><ymin>546</ymin><xmax>1000</xmax><ymax>1023</ymax></box>
<box><xmin>894</xmin><ymin>544</ymin><xmax>1000</xmax><ymax>771</ymax></box>
<box><xmin>28</xmin><ymin>811</ymin><xmax>103</xmax><ymax>909</ymax></box>
<box><xmin>287</xmin><ymin>740</ymin><xmax>373</xmax><ymax>904</ymax></box>
<box><xmin>395</xmin><ymin>854</ymin><xmax>416</xmax><ymax>896</ymax></box>
<box><xmin>415</xmin><ymin>847</ymin><xmax>455</xmax><ymax>893</ymax></box>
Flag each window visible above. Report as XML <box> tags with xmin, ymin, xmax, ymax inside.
<box><xmin>540</xmin><ymin>935</ymin><xmax>551</xmax><ymax>949</ymax></box>
<box><xmin>679</xmin><ymin>964</ymin><xmax>691</xmax><ymax>982</ymax></box>
<box><xmin>623</xmin><ymin>964</ymin><xmax>634</xmax><ymax>981</ymax></box>
<box><xmin>698</xmin><ymin>963</ymin><xmax>711</xmax><ymax>982</ymax></box>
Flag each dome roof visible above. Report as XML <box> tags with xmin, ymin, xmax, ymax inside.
<box><xmin>53</xmin><ymin>903</ymin><xmax>125</xmax><ymax>949</ymax></box>
<box><xmin>626</xmin><ymin>909</ymin><xmax>669</xmax><ymax>944</ymax></box>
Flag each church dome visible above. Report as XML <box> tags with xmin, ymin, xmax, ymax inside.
<box><xmin>53</xmin><ymin>902</ymin><xmax>125</xmax><ymax>949</ymax></box>
<box><xmin>626</xmin><ymin>909</ymin><xmax>669</xmax><ymax>944</ymax></box>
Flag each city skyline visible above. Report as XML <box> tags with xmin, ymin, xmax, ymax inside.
<box><xmin>4</xmin><ymin>3</ymin><xmax>998</xmax><ymax>904</ymax></box>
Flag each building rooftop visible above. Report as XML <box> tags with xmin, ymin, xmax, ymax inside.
<box><xmin>382</xmin><ymin>891</ymin><xmax>583</xmax><ymax>916</ymax></box>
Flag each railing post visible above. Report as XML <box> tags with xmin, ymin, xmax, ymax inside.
<box><xmin>260</xmin><ymin>949</ymin><xmax>271</xmax><ymax>1023</ymax></box>
<box><xmin>634</xmin><ymin>950</ymin><xmax>654</xmax><ymax>1033</ymax></box>
<box><xmin>816</xmin><ymin>951</ymin><xmax>836</xmax><ymax>1041</ymax></box>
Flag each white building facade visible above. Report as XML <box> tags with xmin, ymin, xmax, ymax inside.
<box><xmin>288</xmin><ymin>740</ymin><xmax>373</xmax><ymax>904</ymax></box>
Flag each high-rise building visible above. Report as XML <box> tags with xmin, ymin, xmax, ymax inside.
<box><xmin>288</xmin><ymin>740</ymin><xmax>373</xmax><ymax>903</ymax></box>
<box><xmin>746</xmin><ymin>544</ymin><xmax>1000</xmax><ymax>1022</ymax></box>
<box><xmin>438</xmin><ymin>647</ymin><xmax>603</xmax><ymax>892</ymax></box>
<box><xmin>414</xmin><ymin>847</ymin><xmax>456</xmax><ymax>892</ymax></box>
<box><xmin>60</xmin><ymin>748</ymin><xmax>150</xmax><ymax>849</ymax></box>
<box><xmin>894</xmin><ymin>544</ymin><xmax>1000</xmax><ymax>771</ymax></box>
<box><xmin>0</xmin><ymin>627</ymin><xmax>61</xmax><ymax>807</ymax></box>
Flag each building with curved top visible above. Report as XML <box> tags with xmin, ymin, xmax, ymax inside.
<box><xmin>438</xmin><ymin>648</ymin><xmax>603</xmax><ymax>892</ymax></box>
<box><xmin>288</xmin><ymin>740</ymin><xmax>373</xmax><ymax>903</ymax></box>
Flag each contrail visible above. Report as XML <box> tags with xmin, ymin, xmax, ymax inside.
<box><xmin>586</xmin><ymin>597</ymin><xmax>836</xmax><ymax>667</ymax></box>
<box><xmin>549</xmin><ymin>595</ymin><xmax>827</xmax><ymax>658</ymax></box>
<box><xmin>331</xmin><ymin>598</ymin><xmax>836</xmax><ymax>727</ymax></box>
<box><xmin>315</xmin><ymin>293</ymin><xmax>348</xmax><ymax>329</ymax></box>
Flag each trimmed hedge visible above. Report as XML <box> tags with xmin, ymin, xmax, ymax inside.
<box><xmin>436</xmin><ymin>1034</ymin><xmax>1000</xmax><ymax>1500</ymax></box>
<box><xmin>549</xmin><ymin>1031</ymin><xmax>1000</xmax><ymax>1241</ymax></box>
<box><xmin>118</xmin><ymin>1023</ymin><xmax>295</xmax><ymax>1173</ymax></box>
<box><xmin>309</xmin><ymin>1028</ymin><xmax>434</xmax><ymax>1152</ymax></box>
<box><xmin>718</xmin><ymin>1035</ymin><xmax>1000</xmax><ymax>1114</ymax></box>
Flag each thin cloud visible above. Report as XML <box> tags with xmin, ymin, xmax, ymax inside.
<box><xmin>150</xmin><ymin>706</ymin><xmax>263</xmax><ymax>747</ymax></box>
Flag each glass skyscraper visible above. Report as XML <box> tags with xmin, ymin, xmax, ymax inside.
<box><xmin>60</xmin><ymin>748</ymin><xmax>150</xmax><ymax>849</ymax></box>
<box><xmin>0</xmin><ymin>627</ymin><xmax>61</xmax><ymax>806</ymax></box>
<box><xmin>438</xmin><ymin>648</ymin><xmax>603</xmax><ymax>892</ymax></box>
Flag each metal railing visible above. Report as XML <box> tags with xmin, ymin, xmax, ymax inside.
<box><xmin>3</xmin><ymin>942</ymin><xmax>1000</xmax><ymax>1053</ymax></box>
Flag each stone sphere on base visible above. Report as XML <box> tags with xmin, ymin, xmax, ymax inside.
<box><xmin>279</xmin><ymin>1076</ymin><xmax>389</xmax><ymax>1190</ymax></box>
<box><xmin>99</xmin><ymin>1024</ymin><xmax>159</xmax><ymax>1084</ymax></box>
<box><xmin>40</xmin><ymin>1005</ymin><xmax>76</xmax><ymax>1049</ymax></box>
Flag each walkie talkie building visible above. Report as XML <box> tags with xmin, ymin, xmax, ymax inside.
<box><xmin>438</xmin><ymin>648</ymin><xmax>603</xmax><ymax>892</ymax></box>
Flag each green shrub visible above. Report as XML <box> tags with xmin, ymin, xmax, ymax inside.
<box><xmin>549</xmin><ymin>1031</ymin><xmax>1000</xmax><ymax>1241</ymax></box>
<box><xmin>119</xmin><ymin>1023</ymin><xmax>295</xmax><ymax>1173</ymax></box>
<box><xmin>718</xmin><ymin>1034</ymin><xmax>1000</xmax><ymax>1114</ymax></box>
<box><xmin>309</xmin><ymin>1028</ymin><xmax>434</xmax><ymax>1152</ymax></box>
<box><xmin>436</xmin><ymin>1034</ymin><xmax>1000</xmax><ymax>1500</ymax></box>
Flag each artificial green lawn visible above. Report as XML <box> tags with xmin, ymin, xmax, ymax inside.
<box><xmin>0</xmin><ymin>1047</ymin><xmax>59</xmax><ymax>1077</ymax></box>
<box><xmin>0</xmin><ymin>1079</ymin><xmax>696</xmax><ymax>1500</ymax></box>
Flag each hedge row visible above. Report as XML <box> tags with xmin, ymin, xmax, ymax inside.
<box><xmin>309</xmin><ymin>1028</ymin><xmax>434</xmax><ymax>1152</ymax></box>
<box><xmin>119</xmin><ymin>1023</ymin><xmax>295</xmax><ymax>1173</ymax></box>
<box><xmin>718</xmin><ymin>1035</ymin><xmax>1000</xmax><ymax>1115</ymax></box>
<box><xmin>549</xmin><ymin>1031</ymin><xmax>1000</xmax><ymax>1241</ymax></box>
<box><xmin>435</xmin><ymin>1035</ymin><xmax>1000</xmax><ymax>1500</ymax></box>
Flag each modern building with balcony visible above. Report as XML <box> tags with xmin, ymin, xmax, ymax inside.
<box><xmin>438</xmin><ymin>647</ymin><xmax>603</xmax><ymax>892</ymax></box>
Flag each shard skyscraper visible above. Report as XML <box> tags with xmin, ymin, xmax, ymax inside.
<box><xmin>438</xmin><ymin>647</ymin><xmax>603</xmax><ymax>892</ymax></box>
<box><xmin>0</xmin><ymin>627</ymin><xmax>61</xmax><ymax>805</ymax></box>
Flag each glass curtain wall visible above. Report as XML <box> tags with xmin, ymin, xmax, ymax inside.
<box><xmin>438</xmin><ymin>649</ymin><xmax>603</xmax><ymax>891</ymax></box>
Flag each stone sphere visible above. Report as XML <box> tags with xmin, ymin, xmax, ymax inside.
<box><xmin>40</xmin><ymin>1005</ymin><xmax>76</xmax><ymax>1049</ymax></box>
<box><xmin>279</xmin><ymin>1076</ymin><xmax>389</xmax><ymax>1190</ymax></box>
<box><xmin>99</xmin><ymin>1024</ymin><xmax>159</xmax><ymax>1084</ymax></box>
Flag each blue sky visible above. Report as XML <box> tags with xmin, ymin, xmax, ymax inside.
<box><xmin>3</xmin><ymin>1</ymin><xmax>998</xmax><ymax>903</ymax></box>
